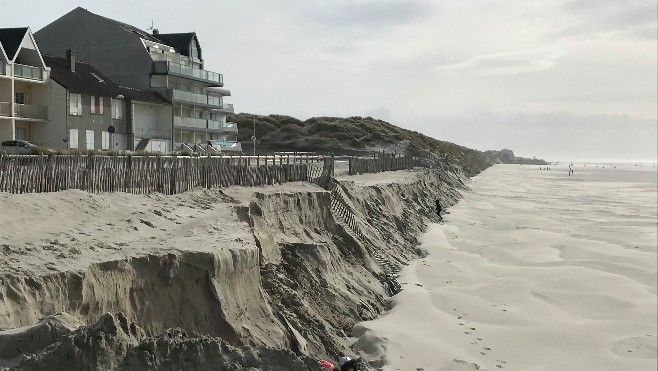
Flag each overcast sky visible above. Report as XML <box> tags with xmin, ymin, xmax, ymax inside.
<box><xmin>4</xmin><ymin>0</ymin><xmax>657</xmax><ymax>161</ymax></box>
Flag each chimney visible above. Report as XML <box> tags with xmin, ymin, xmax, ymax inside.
<box><xmin>66</xmin><ymin>49</ymin><xmax>76</xmax><ymax>73</ymax></box>
<box><xmin>152</xmin><ymin>29</ymin><xmax>159</xmax><ymax>35</ymax></box>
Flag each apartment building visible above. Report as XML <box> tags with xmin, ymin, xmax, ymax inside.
<box><xmin>35</xmin><ymin>7</ymin><xmax>240</xmax><ymax>153</ymax></box>
<box><xmin>0</xmin><ymin>27</ymin><xmax>50</xmax><ymax>144</ymax></box>
<box><xmin>44</xmin><ymin>52</ymin><xmax>171</xmax><ymax>151</ymax></box>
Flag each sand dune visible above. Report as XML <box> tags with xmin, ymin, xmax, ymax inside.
<box><xmin>356</xmin><ymin>164</ymin><xmax>657</xmax><ymax>371</ymax></box>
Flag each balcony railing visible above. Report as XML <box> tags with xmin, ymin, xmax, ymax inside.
<box><xmin>212</xmin><ymin>103</ymin><xmax>234</xmax><ymax>114</ymax></box>
<box><xmin>14</xmin><ymin>63</ymin><xmax>43</xmax><ymax>81</ymax></box>
<box><xmin>0</xmin><ymin>102</ymin><xmax>10</xmax><ymax>116</ymax></box>
<box><xmin>152</xmin><ymin>61</ymin><xmax>222</xmax><ymax>86</ymax></box>
<box><xmin>174</xmin><ymin>116</ymin><xmax>207</xmax><ymax>130</ymax></box>
<box><xmin>207</xmin><ymin>87</ymin><xmax>231</xmax><ymax>97</ymax></box>
<box><xmin>208</xmin><ymin>120</ymin><xmax>239</xmax><ymax>132</ymax></box>
<box><xmin>171</xmin><ymin>89</ymin><xmax>220</xmax><ymax>108</ymax></box>
<box><xmin>0</xmin><ymin>62</ymin><xmax>5</xmax><ymax>76</ymax></box>
<box><xmin>209</xmin><ymin>140</ymin><xmax>242</xmax><ymax>152</ymax></box>
<box><xmin>14</xmin><ymin>103</ymin><xmax>48</xmax><ymax>120</ymax></box>
<box><xmin>134</xmin><ymin>128</ymin><xmax>171</xmax><ymax>139</ymax></box>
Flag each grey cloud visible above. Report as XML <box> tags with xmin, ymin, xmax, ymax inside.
<box><xmin>553</xmin><ymin>0</ymin><xmax>657</xmax><ymax>39</ymax></box>
<box><xmin>434</xmin><ymin>50</ymin><xmax>563</xmax><ymax>76</ymax></box>
<box><xmin>297</xmin><ymin>0</ymin><xmax>435</xmax><ymax>30</ymax></box>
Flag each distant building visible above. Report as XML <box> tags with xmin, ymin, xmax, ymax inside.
<box><xmin>0</xmin><ymin>27</ymin><xmax>50</xmax><ymax>144</ymax></box>
<box><xmin>35</xmin><ymin>7</ymin><xmax>240</xmax><ymax>153</ymax></box>
<box><xmin>43</xmin><ymin>52</ymin><xmax>171</xmax><ymax>151</ymax></box>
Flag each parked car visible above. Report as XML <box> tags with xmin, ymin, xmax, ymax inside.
<box><xmin>1</xmin><ymin>140</ymin><xmax>37</xmax><ymax>154</ymax></box>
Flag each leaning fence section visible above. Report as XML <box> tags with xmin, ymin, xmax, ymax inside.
<box><xmin>0</xmin><ymin>155</ymin><xmax>328</xmax><ymax>195</ymax></box>
<box><xmin>348</xmin><ymin>155</ymin><xmax>417</xmax><ymax>175</ymax></box>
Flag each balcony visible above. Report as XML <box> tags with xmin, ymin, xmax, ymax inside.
<box><xmin>212</xmin><ymin>103</ymin><xmax>234</xmax><ymax>114</ymax></box>
<box><xmin>207</xmin><ymin>87</ymin><xmax>231</xmax><ymax>97</ymax></box>
<box><xmin>152</xmin><ymin>61</ymin><xmax>222</xmax><ymax>87</ymax></box>
<box><xmin>134</xmin><ymin>128</ymin><xmax>171</xmax><ymax>140</ymax></box>
<box><xmin>14</xmin><ymin>63</ymin><xmax>43</xmax><ymax>81</ymax></box>
<box><xmin>174</xmin><ymin>116</ymin><xmax>207</xmax><ymax>130</ymax></box>
<box><xmin>14</xmin><ymin>103</ymin><xmax>48</xmax><ymax>120</ymax></box>
<box><xmin>171</xmin><ymin>89</ymin><xmax>225</xmax><ymax>109</ymax></box>
<box><xmin>208</xmin><ymin>120</ymin><xmax>238</xmax><ymax>132</ymax></box>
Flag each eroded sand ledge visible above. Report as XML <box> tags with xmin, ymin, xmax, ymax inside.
<box><xmin>0</xmin><ymin>165</ymin><xmax>468</xmax><ymax>369</ymax></box>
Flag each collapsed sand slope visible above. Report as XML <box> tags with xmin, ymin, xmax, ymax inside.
<box><xmin>9</xmin><ymin>312</ymin><xmax>317</xmax><ymax>371</ymax></box>
<box><xmin>0</xmin><ymin>187</ymin><xmax>289</xmax><ymax>347</ymax></box>
<box><xmin>0</xmin><ymin>166</ymin><xmax>468</xmax><ymax>368</ymax></box>
<box><xmin>227</xmin><ymin>168</ymin><xmax>465</xmax><ymax>359</ymax></box>
<box><xmin>356</xmin><ymin>165</ymin><xmax>658</xmax><ymax>371</ymax></box>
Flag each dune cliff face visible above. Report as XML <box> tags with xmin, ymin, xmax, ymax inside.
<box><xmin>0</xmin><ymin>166</ymin><xmax>469</xmax><ymax>369</ymax></box>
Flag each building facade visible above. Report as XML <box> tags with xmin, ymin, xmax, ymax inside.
<box><xmin>0</xmin><ymin>28</ymin><xmax>50</xmax><ymax>144</ymax></box>
<box><xmin>44</xmin><ymin>52</ymin><xmax>171</xmax><ymax>152</ymax></box>
<box><xmin>35</xmin><ymin>7</ymin><xmax>240</xmax><ymax>153</ymax></box>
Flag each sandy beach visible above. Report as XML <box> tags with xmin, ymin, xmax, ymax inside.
<box><xmin>356</xmin><ymin>164</ymin><xmax>657</xmax><ymax>371</ymax></box>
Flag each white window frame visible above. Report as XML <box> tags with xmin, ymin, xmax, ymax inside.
<box><xmin>111</xmin><ymin>98</ymin><xmax>123</xmax><ymax>119</ymax></box>
<box><xmin>86</xmin><ymin>130</ymin><xmax>95</xmax><ymax>150</ymax></box>
<box><xmin>69</xmin><ymin>93</ymin><xmax>82</xmax><ymax>116</ymax></box>
<box><xmin>101</xmin><ymin>131</ymin><xmax>110</xmax><ymax>150</ymax></box>
<box><xmin>69</xmin><ymin>129</ymin><xmax>79</xmax><ymax>149</ymax></box>
<box><xmin>90</xmin><ymin>96</ymin><xmax>104</xmax><ymax>115</ymax></box>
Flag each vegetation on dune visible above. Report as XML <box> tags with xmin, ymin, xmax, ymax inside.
<box><xmin>229</xmin><ymin>113</ymin><xmax>547</xmax><ymax>176</ymax></box>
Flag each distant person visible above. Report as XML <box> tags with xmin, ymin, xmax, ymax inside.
<box><xmin>435</xmin><ymin>199</ymin><xmax>443</xmax><ymax>222</ymax></box>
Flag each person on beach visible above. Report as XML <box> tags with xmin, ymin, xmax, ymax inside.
<box><xmin>435</xmin><ymin>199</ymin><xmax>443</xmax><ymax>222</ymax></box>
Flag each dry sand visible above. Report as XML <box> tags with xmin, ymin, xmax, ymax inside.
<box><xmin>356</xmin><ymin>164</ymin><xmax>657</xmax><ymax>371</ymax></box>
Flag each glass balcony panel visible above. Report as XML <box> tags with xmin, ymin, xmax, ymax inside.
<box><xmin>152</xmin><ymin>61</ymin><xmax>222</xmax><ymax>85</ymax></box>
<box><xmin>174</xmin><ymin>116</ymin><xmax>207</xmax><ymax>129</ymax></box>
<box><xmin>14</xmin><ymin>63</ymin><xmax>42</xmax><ymax>80</ymax></box>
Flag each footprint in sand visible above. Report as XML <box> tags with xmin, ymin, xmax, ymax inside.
<box><xmin>611</xmin><ymin>334</ymin><xmax>657</xmax><ymax>359</ymax></box>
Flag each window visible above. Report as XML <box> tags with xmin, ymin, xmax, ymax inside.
<box><xmin>111</xmin><ymin>98</ymin><xmax>123</xmax><ymax>119</ymax></box>
<box><xmin>69</xmin><ymin>93</ymin><xmax>82</xmax><ymax>115</ymax></box>
<box><xmin>90</xmin><ymin>96</ymin><xmax>103</xmax><ymax>115</ymax></box>
<box><xmin>69</xmin><ymin>129</ymin><xmax>79</xmax><ymax>149</ymax></box>
<box><xmin>86</xmin><ymin>130</ymin><xmax>95</xmax><ymax>150</ymax></box>
<box><xmin>14</xmin><ymin>91</ymin><xmax>25</xmax><ymax>104</ymax></box>
<box><xmin>191</xmin><ymin>43</ymin><xmax>200</xmax><ymax>60</ymax></box>
<box><xmin>101</xmin><ymin>131</ymin><xmax>110</xmax><ymax>150</ymax></box>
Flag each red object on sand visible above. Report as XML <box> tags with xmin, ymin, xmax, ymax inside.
<box><xmin>318</xmin><ymin>360</ymin><xmax>334</xmax><ymax>369</ymax></box>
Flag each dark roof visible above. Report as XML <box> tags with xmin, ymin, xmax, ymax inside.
<box><xmin>63</xmin><ymin>8</ymin><xmax>201</xmax><ymax>58</ymax></box>
<box><xmin>43</xmin><ymin>54</ymin><xmax>168</xmax><ymax>104</ymax></box>
<box><xmin>154</xmin><ymin>33</ymin><xmax>197</xmax><ymax>56</ymax></box>
<box><xmin>94</xmin><ymin>9</ymin><xmax>164</xmax><ymax>44</ymax></box>
<box><xmin>0</xmin><ymin>28</ymin><xmax>28</xmax><ymax>60</ymax></box>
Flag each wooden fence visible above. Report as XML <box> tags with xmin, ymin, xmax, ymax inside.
<box><xmin>0</xmin><ymin>154</ymin><xmax>331</xmax><ymax>195</ymax></box>
<box><xmin>348</xmin><ymin>155</ymin><xmax>416</xmax><ymax>175</ymax></box>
